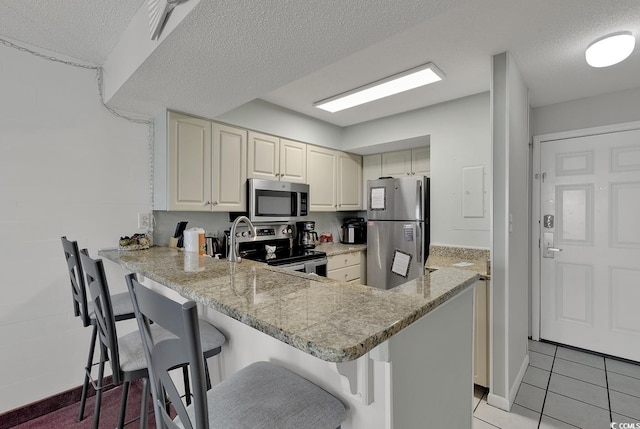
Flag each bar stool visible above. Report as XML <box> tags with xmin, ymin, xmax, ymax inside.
<box><xmin>61</xmin><ymin>236</ymin><xmax>136</xmax><ymax>421</ymax></box>
<box><xmin>80</xmin><ymin>250</ymin><xmax>226</xmax><ymax>429</ymax></box>
<box><xmin>126</xmin><ymin>273</ymin><xmax>347</xmax><ymax>429</ymax></box>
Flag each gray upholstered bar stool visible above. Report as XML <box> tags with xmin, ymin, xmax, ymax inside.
<box><xmin>81</xmin><ymin>250</ymin><xmax>226</xmax><ymax>429</ymax></box>
<box><xmin>126</xmin><ymin>273</ymin><xmax>347</xmax><ymax>429</ymax></box>
<box><xmin>61</xmin><ymin>236</ymin><xmax>137</xmax><ymax>421</ymax></box>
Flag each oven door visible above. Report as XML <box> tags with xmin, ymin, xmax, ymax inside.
<box><xmin>276</xmin><ymin>258</ymin><xmax>327</xmax><ymax>277</ymax></box>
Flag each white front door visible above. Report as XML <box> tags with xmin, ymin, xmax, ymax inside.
<box><xmin>539</xmin><ymin>128</ymin><xmax>640</xmax><ymax>361</ymax></box>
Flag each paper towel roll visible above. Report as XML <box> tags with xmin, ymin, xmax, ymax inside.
<box><xmin>183</xmin><ymin>228</ymin><xmax>205</xmax><ymax>254</ymax></box>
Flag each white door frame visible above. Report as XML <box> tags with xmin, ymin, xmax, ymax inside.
<box><xmin>531</xmin><ymin>120</ymin><xmax>640</xmax><ymax>341</ymax></box>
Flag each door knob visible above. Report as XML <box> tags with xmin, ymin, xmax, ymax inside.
<box><xmin>546</xmin><ymin>247</ymin><xmax>562</xmax><ymax>252</ymax></box>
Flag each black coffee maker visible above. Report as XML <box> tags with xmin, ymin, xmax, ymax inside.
<box><xmin>296</xmin><ymin>221</ymin><xmax>318</xmax><ymax>249</ymax></box>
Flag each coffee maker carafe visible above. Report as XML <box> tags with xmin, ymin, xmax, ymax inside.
<box><xmin>296</xmin><ymin>221</ymin><xmax>318</xmax><ymax>249</ymax></box>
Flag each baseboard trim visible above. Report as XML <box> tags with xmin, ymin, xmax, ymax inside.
<box><xmin>487</xmin><ymin>354</ymin><xmax>529</xmax><ymax>412</ymax></box>
<box><xmin>0</xmin><ymin>376</ymin><xmax>114</xmax><ymax>429</ymax></box>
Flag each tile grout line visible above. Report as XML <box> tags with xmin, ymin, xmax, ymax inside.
<box><xmin>536</xmin><ymin>345</ymin><xmax>557</xmax><ymax>429</ymax></box>
<box><xmin>605</xmin><ymin>358</ymin><xmax>612</xmax><ymax>423</ymax></box>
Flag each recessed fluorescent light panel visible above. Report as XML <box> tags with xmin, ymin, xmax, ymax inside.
<box><xmin>585</xmin><ymin>32</ymin><xmax>635</xmax><ymax>68</ymax></box>
<box><xmin>314</xmin><ymin>62</ymin><xmax>445</xmax><ymax>113</ymax></box>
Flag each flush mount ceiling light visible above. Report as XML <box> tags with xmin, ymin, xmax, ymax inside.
<box><xmin>585</xmin><ymin>32</ymin><xmax>636</xmax><ymax>68</ymax></box>
<box><xmin>314</xmin><ymin>62</ymin><xmax>445</xmax><ymax>113</ymax></box>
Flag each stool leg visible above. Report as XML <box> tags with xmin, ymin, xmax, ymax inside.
<box><xmin>139</xmin><ymin>378</ymin><xmax>149</xmax><ymax>429</ymax></box>
<box><xmin>117</xmin><ymin>381</ymin><xmax>130</xmax><ymax>429</ymax></box>
<box><xmin>78</xmin><ymin>324</ymin><xmax>98</xmax><ymax>421</ymax></box>
<box><xmin>93</xmin><ymin>346</ymin><xmax>106</xmax><ymax>429</ymax></box>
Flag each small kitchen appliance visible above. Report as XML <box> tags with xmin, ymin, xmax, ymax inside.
<box><xmin>296</xmin><ymin>221</ymin><xmax>319</xmax><ymax>249</ymax></box>
<box><xmin>340</xmin><ymin>217</ymin><xmax>366</xmax><ymax>244</ymax></box>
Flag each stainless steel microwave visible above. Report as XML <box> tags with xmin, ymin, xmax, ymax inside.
<box><xmin>247</xmin><ymin>178</ymin><xmax>309</xmax><ymax>223</ymax></box>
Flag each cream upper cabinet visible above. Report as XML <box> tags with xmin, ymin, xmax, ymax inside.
<box><xmin>411</xmin><ymin>147</ymin><xmax>430</xmax><ymax>177</ymax></box>
<box><xmin>212</xmin><ymin>123</ymin><xmax>247</xmax><ymax>212</ymax></box>
<box><xmin>167</xmin><ymin>112</ymin><xmax>212</xmax><ymax>211</ymax></box>
<box><xmin>247</xmin><ymin>131</ymin><xmax>279</xmax><ymax>181</ymax></box>
<box><xmin>381</xmin><ymin>148</ymin><xmax>430</xmax><ymax>177</ymax></box>
<box><xmin>307</xmin><ymin>145</ymin><xmax>337</xmax><ymax>211</ymax></box>
<box><xmin>381</xmin><ymin>150</ymin><xmax>412</xmax><ymax>177</ymax></box>
<box><xmin>337</xmin><ymin>151</ymin><xmax>362</xmax><ymax>211</ymax></box>
<box><xmin>362</xmin><ymin>154</ymin><xmax>382</xmax><ymax>209</ymax></box>
<box><xmin>247</xmin><ymin>132</ymin><xmax>306</xmax><ymax>183</ymax></box>
<box><xmin>279</xmin><ymin>138</ymin><xmax>306</xmax><ymax>183</ymax></box>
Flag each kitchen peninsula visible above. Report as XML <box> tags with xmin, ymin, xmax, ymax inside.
<box><xmin>100</xmin><ymin>246</ymin><xmax>479</xmax><ymax>429</ymax></box>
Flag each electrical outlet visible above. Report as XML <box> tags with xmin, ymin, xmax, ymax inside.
<box><xmin>138</xmin><ymin>212</ymin><xmax>151</xmax><ymax>230</ymax></box>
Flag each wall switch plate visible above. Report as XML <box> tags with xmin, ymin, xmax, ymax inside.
<box><xmin>138</xmin><ymin>212</ymin><xmax>151</xmax><ymax>229</ymax></box>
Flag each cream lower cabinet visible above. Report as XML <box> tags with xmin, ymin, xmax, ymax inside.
<box><xmin>474</xmin><ymin>279</ymin><xmax>489</xmax><ymax>387</ymax></box>
<box><xmin>327</xmin><ymin>251</ymin><xmax>366</xmax><ymax>284</ymax></box>
<box><xmin>247</xmin><ymin>131</ymin><xmax>306</xmax><ymax>183</ymax></box>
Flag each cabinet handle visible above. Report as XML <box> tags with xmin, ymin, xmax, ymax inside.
<box><xmin>213</xmin><ymin>201</ymin><xmax>219</xmax><ymax>205</ymax></box>
<box><xmin>406</xmin><ymin>172</ymin><xmax>410</xmax><ymax>175</ymax></box>
<box><xmin>411</xmin><ymin>172</ymin><xmax>415</xmax><ymax>175</ymax></box>
<box><xmin>204</xmin><ymin>201</ymin><xmax>211</xmax><ymax>206</ymax></box>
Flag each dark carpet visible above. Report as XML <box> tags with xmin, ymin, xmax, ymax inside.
<box><xmin>11</xmin><ymin>380</ymin><xmax>158</xmax><ymax>429</ymax></box>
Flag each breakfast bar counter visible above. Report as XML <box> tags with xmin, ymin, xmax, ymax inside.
<box><xmin>99</xmin><ymin>246</ymin><xmax>479</xmax><ymax>429</ymax></box>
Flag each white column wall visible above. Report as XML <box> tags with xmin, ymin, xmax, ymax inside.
<box><xmin>0</xmin><ymin>43</ymin><xmax>150</xmax><ymax>413</ymax></box>
<box><xmin>489</xmin><ymin>52</ymin><xmax>530</xmax><ymax>410</ymax></box>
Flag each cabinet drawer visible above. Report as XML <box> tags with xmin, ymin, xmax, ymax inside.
<box><xmin>327</xmin><ymin>265</ymin><xmax>361</xmax><ymax>282</ymax></box>
<box><xmin>327</xmin><ymin>252</ymin><xmax>361</xmax><ymax>270</ymax></box>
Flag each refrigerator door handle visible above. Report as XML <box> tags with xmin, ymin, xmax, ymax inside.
<box><xmin>416</xmin><ymin>179</ymin><xmax>423</xmax><ymax>221</ymax></box>
<box><xmin>417</xmin><ymin>222</ymin><xmax>423</xmax><ymax>267</ymax></box>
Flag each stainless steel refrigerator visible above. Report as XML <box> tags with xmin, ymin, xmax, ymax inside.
<box><xmin>366</xmin><ymin>176</ymin><xmax>430</xmax><ymax>290</ymax></box>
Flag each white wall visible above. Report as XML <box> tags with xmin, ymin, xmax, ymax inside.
<box><xmin>0</xmin><ymin>44</ymin><xmax>150</xmax><ymax>413</ymax></box>
<box><xmin>342</xmin><ymin>92</ymin><xmax>492</xmax><ymax>248</ymax></box>
<box><xmin>215</xmin><ymin>99</ymin><xmax>344</xmax><ymax>150</ymax></box>
<box><xmin>532</xmin><ymin>86</ymin><xmax>640</xmax><ymax>136</ymax></box>
<box><xmin>489</xmin><ymin>52</ymin><xmax>530</xmax><ymax>410</ymax></box>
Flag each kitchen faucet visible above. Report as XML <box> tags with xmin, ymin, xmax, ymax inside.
<box><xmin>228</xmin><ymin>215</ymin><xmax>256</xmax><ymax>262</ymax></box>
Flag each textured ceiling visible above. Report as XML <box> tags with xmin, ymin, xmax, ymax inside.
<box><xmin>1</xmin><ymin>0</ymin><xmax>639</xmax><ymax>127</ymax></box>
<box><xmin>0</xmin><ymin>0</ymin><xmax>145</xmax><ymax>64</ymax></box>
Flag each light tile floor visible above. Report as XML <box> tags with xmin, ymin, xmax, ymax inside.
<box><xmin>473</xmin><ymin>340</ymin><xmax>640</xmax><ymax>429</ymax></box>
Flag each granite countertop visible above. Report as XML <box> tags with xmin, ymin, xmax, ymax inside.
<box><xmin>425</xmin><ymin>245</ymin><xmax>491</xmax><ymax>280</ymax></box>
<box><xmin>315</xmin><ymin>242</ymin><xmax>367</xmax><ymax>256</ymax></box>
<box><xmin>99</xmin><ymin>247</ymin><xmax>478</xmax><ymax>363</ymax></box>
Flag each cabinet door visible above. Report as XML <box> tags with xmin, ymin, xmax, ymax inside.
<box><xmin>212</xmin><ymin>123</ymin><xmax>247</xmax><ymax>212</ymax></box>
<box><xmin>411</xmin><ymin>147</ymin><xmax>430</xmax><ymax>177</ymax></box>
<box><xmin>474</xmin><ymin>280</ymin><xmax>489</xmax><ymax>387</ymax></box>
<box><xmin>167</xmin><ymin>112</ymin><xmax>212</xmax><ymax>211</ymax></box>
<box><xmin>381</xmin><ymin>150</ymin><xmax>412</xmax><ymax>177</ymax></box>
<box><xmin>247</xmin><ymin>131</ymin><xmax>279</xmax><ymax>181</ymax></box>
<box><xmin>306</xmin><ymin>145</ymin><xmax>336</xmax><ymax>211</ymax></box>
<box><xmin>337</xmin><ymin>151</ymin><xmax>362</xmax><ymax>211</ymax></box>
<box><xmin>362</xmin><ymin>154</ymin><xmax>382</xmax><ymax>209</ymax></box>
<box><xmin>279</xmin><ymin>139</ymin><xmax>306</xmax><ymax>183</ymax></box>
